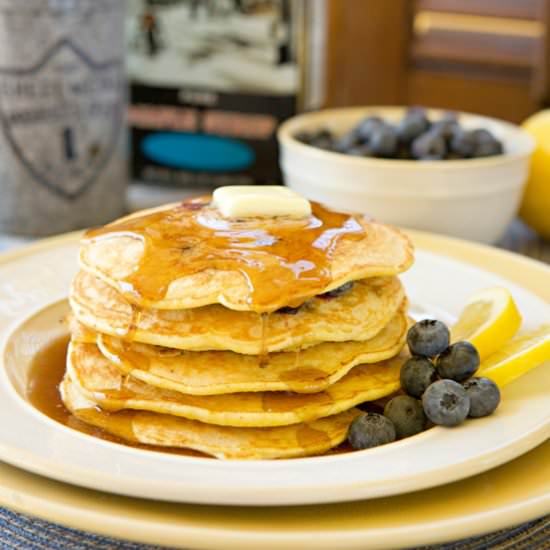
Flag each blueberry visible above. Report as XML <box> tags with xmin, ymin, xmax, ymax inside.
<box><xmin>397</xmin><ymin>111</ymin><xmax>430</xmax><ymax>143</ymax></box>
<box><xmin>369</xmin><ymin>124</ymin><xmax>398</xmax><ymax>157</ymax></box>
<box><xmin>473</xmin><ymin>139</ymin><xmax>503</xmax><ymax>158</ymax></box>
<box><xmin>422</xmin><ymin>380</ymin><xmax>470</xmax><ymax>426</ymax></box>
<box><xmin>400</xmin><ymin>356</ymin><xmax>438</xmax><ymax>398</ymax></box>
<box><xmin>469</xmin><ymin>128</ymin><xmax>503</xmax><ymax>157</ymax></box>
<box><xmin>472</xmin><ymin>128</ymin><xmax>495</xmax><ymax>143</ymax></box>
<box><xmin>450</xmin><ymin>129</ymin><xmax>477</xmax><ymax>157</ymax></box>
<box><xmin>431</xmin><ymin>117</ymin><xmax>459</xmax><ymax>141</ymax></box>
<box><xmin>436</xmin><ymin>341</ymin><xmax>480</xmax><ymax>382</ymax></box>
<box><xmin>407</xmin><ymin>319</ymin><xmax>450</xmax><ymax>357</ymax></box>
<box><xmin>384</xmin><ymin>395</ymin><xmax>426</xmax><ymax>438</ymax></box>
<box><xmin>320</xmin><ymin>281</ymin><xmax>354</xmax><ymax>299</ymax></box>
<box><xmin>355</xmin><ymin>116</ymin><xmax>384</xmax><ymax>141</ymax></box>
<box><xmin>411</xmin><ymin>131</ymin><xmax>446</xmax><ymax>160</ymax></box>
<box><xmin>347</xmin><ymin>413</ymin><xmax>396</xmax><ymax>449</ymax></box>
<box><xmin>463</xmin><ymin>377</ymin><xmax>501</xmax><ymax>417</ymax></box>
<box><xmin>334</xmin><ymin>130</ymin><xmax>361</xmax><ymax>153</ymax></box>
<box><xmin>310</xmin><ymin>128</ymin><xmax>334</xmax><ymax>150</ymax></box>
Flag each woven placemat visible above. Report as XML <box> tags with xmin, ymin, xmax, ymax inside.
<box><xmin>1</xmin><ymin>507</ymin><xmax>549</xmax><ymax>549</ymax></box>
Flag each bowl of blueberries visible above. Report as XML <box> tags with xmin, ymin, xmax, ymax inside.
<box><xmin>278</xmin><ymin>106</ymin><xmax>534</xmax><ymax>243</ymax></box>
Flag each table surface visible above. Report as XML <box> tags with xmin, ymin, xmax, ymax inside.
<box><xmin>0</xmin><ymin>185</ymin><xmax>549</xmax><ymax>549</ymax></box>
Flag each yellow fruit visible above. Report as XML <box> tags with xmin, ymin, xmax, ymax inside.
<box><xmin>520</xmin><ymin>110</ymin><xmax>550</xmax><ymax>238</ymax></box>
<box><xmin>451</xmin><ymin>287</ymin><xmax>522</xmax><ymax>360</ymax></box>
<box><xmin>478</xmin><ymin>325</ymin><xmax>550</xmax><ymax>387</ymax></box>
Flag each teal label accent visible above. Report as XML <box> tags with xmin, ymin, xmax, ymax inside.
<box><xmin>142</xmin><ymin>132</ymin><xmax>255</xmax><ymax>172</ymax></box>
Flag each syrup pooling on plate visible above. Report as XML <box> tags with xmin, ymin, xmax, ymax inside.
<box><xmin>84</xmin><ymin>197</ymin><xmax>365</xmax><ymax>312</ymax></box>
<box><xmin>27</xmin><ymin>336</ymin><xmax>209</xmax><ymax>458</ymax></box>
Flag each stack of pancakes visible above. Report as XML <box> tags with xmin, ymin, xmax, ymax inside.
<box><xmin>64</xmin><ymin>197</ymin><xmax>414</xmax><ymax>459</ymax></box>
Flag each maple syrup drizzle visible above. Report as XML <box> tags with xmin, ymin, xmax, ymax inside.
<box><xmin>102</xmin><ymin>334</ymin><xmax>331</xmax><ymax>392</ymax></box>
<box><xmin>125</xmin><ymin>304</ymin><xmax>142</xmax><ymax>341</ymax></box>
<box><xmin>27</xmin><ymin>336</ymin><xmax>352</xmax><ymax>458</ymax></box>
<box><xmin>118</xmin><ymin>340</ymin><xmax>151</xmax><ymax>372</ymax></box>
<box><xmin>84</xmin><ymin>197</ymin><xmax>365</xmax><ymax>312</ymax></box>
<box><xmin>261</xmin><ymin>389</ymin><xmax>334</xmax><ymax>414</ymax></box>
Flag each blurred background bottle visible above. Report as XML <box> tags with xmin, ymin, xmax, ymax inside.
<box><xmin>0</xmin><ymin>0</ymin><xmax>127</xmax><ymax>236</ymax></box>
<box><xmin>126</xmin><ymin>0</ymin><xmax>310</xmax><ymax>191</ymax></box>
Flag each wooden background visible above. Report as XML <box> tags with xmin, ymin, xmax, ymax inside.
<box><xmin>322</xmin><ymin>0</ymin><xmax>550</xmax><ymax>123</ymax></box>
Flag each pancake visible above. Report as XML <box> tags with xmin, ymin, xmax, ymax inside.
<box><xmin>88</xmin><ymin>307</ymin><xmax>409</xmax><ymax>395</ymax></box>
<box><xmin>79</xmin><ymin>200</ymin><xmax>413</xmax><ymax>313</ymax></box>
<box><xmin>61</xmin><ymin>375</ymin><xmax>361</xmax><ymax>459</ymax></box>
<box><xmin>67</xmin><ymin>342</ymin><xmax>403</xmax><ymax>427</ymax></box>
<box><xmin>70</xmin><ymin>271</ymin><xmax>406</xmax><ymax>354</ymax></box>
<box><xmin>67</xmin><ymin>315</ymin><xmax>96</xmax><ymax>342</ymax></box>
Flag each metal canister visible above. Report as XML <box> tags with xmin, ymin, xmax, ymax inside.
<box><xmin>0</xmin><ymin>0</ymin><xmax>127</xmax><ymax>235</ymax></box>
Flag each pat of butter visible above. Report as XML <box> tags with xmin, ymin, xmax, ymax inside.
<box><xmin>213</xmin><ymin>186</ymin><xmax>312</xmax><ymax>218</ymax></box>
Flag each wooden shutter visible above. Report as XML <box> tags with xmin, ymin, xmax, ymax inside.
<box><xmin>323</xmin><ymin>0</ymin><xmax>550</xmax><ymax>122</ymax></box>
<box><xmin>408</xmin><ymin>0</ymin><xmax>548</xmax><ymax>121</ymax></box>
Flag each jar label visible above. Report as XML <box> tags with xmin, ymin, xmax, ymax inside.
<box><xmin>0</xmin><ymin>38</ymin><xmax>124</xmax><ymax>200</ymax></box>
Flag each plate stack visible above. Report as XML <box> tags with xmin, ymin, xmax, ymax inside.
<box><xmin>65</xmin><ymin>195</ymin><xmax>414</xmax><ymax>459</ymax></box>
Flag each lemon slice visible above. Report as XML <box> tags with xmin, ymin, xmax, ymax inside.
<box><xmin>478</xmin><ymin>325</ymin><xmax>550</xmax><ymax>387</ymax></box>
<box><xmin>451</xmin><ymin>287</ymin><xmax>522</xmax><ymax>360</ymax></box>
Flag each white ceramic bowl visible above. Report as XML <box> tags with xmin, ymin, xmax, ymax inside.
<box><xmin>278</xmin><ymin>107</ymin><xmax>535</xmax><ymax>243</ymax></box>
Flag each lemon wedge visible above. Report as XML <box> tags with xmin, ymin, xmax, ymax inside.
<box><xmin>478</xmin><ymin>325</ymin><xmax>550</xmax><ymax>387</ymax></box>
<box><xmin>451</xmin><ymin>287</ymin><xmax>522</xmax><ymax>360</ymax></box>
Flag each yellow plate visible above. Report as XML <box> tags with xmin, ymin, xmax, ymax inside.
<box><xmin>0</xmin><ymin>230</ymin><xmax>549</xmax><ymax>549</ymax></box>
